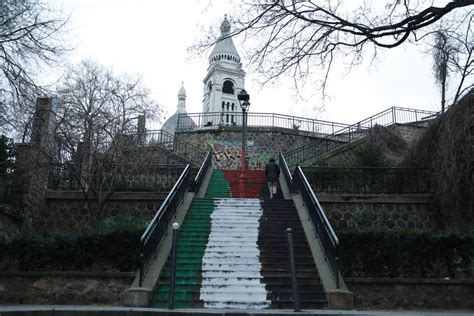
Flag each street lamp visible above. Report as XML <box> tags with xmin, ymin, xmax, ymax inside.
<box><xmin>237</xmin><ymin>89</ymin><xmax>250</xmax><ymax>198</ymax></box>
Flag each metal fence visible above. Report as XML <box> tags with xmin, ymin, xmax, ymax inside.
<box><xmin>48</xmin><ymin>163</ymin><xmax>187</xmax><ymax>192</ymax></box>
<box><xmin>177</xmin><ymin>112</ymin><xmax>349</xmax><ymax>135</ymax></box>
<box><xmin>285</xmin><ymin>107</ymin><xmax>438</xmax><ymax>166</ymax></box>
<box><xmin>133</xmin><ymin>129</ymin><xmax>207</xmax><ymax>166</ymax></box>
<box><xmin>302</xmin><ymin>167</ymin><xmax>431</xmax><ymax>194</ymax></box>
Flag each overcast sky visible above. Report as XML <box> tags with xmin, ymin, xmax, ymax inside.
<box><xmin>46</xmin><ymin>0</ymin><xmax>453</xmax><ymax>127</ymax></box>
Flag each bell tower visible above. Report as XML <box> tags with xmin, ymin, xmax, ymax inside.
<box><xmin>202</xmin><ymin>15</ymin><xmax>246</xmax><ymax>125</ymax></box>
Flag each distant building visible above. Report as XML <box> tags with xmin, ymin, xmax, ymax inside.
<box><xmin>202</xmin><ymin>15</ymin><xmax>246</xmax><ymax>126</ymax></box>
<box><xmin>162</xmin><ymin>82</ymin><xmax>195</xmax><ymax>135</ymax></box>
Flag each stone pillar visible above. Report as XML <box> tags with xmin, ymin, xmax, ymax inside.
<box><xmin>12</xmin><ymin>97</ymin><xmax>56</xmax><ymax>229</ymax></box>
<box><xmin>137</xmin><ymin>115</ymin><xmax>146</xmax><ymax>145</ymax></box>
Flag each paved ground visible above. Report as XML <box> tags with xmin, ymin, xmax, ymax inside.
<box><xmin>0</xmin><ymin>306</ymin><xmax>472</xmax><ymax>316</ymax></box>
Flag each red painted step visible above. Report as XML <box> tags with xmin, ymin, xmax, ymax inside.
<box><xmin>222</xmin><ymin>170</ymin><xmax>266</xmax><ymax>198</ymax></box>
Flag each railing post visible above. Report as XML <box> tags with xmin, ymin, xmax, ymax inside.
<box><xmin>287</xmin><ymin>228</ymin><xmax>301</xmax><ymax>312</ymax></box>
<box><xmin>392</xmin><ymin>107</ymin><xmax>396</xmax><ymax>124</ymax></box>
<box><xmin>335</xmin><ymin>251</ymin><xmax>340</xmax><ymax>289</ymax></box>
<box><xmin>169</xmin><ymin>222</ymin><xmax>180</xmax><ymax>310</ymax></box>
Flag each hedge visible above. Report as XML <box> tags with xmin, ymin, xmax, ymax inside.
<box><xmin>0</xmin><ymin>226</ymin><xmax>142</xmax><ymax>272</ymax></box>
<box><xmin>339</xmin><ymin>229</ymin><xmax>474</xmax><ymax>279</ymax></box>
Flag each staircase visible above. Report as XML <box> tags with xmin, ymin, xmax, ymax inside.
<box><xmin>285</xmin><ymin>106</ymin><xmax>437</xmax><ymax>167</ymax></box>
<box><xmin>222</xmin><ymin>170</ymin><xmax>266</xmax><ymax>198</ymax></box>
<box><xmin>151</xmin><ymin>169</ymin><xmax>326</xmax><ymax>309</ymax></box>
<box><xmin>259</xmin><ymin>199</ymin><xmax>326</xmax><ymax>309</ymax></box>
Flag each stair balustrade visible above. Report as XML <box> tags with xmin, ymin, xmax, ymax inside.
<box><xmin>139</xmin><ymin>164</ymin><xmax>191</xmax><ymax>286</ymax></box>
<box><xmin>285</xmin><ymin>106</ymin><xmax>437</xmax><ymax>167</ymax></box>
<box><xmin>131</xmin><ymin>129</ymin><xmax>208</xmax><ymax>166</ymax></box>
<box><xmin>279</xmin><ymin>152</ymin><xmax>341</xmax><ymax>289</ymax></box>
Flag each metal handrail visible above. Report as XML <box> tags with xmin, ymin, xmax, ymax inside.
<box><xmin>138</xmin><ymin>164</ymin><xmax>191</xmax><ymax>286</ymax></box>
<box><xmin>193</xmin><ymin>148</ymin><xmax>213</xmax><ymax>191</ymax></box>
<box><xmin>278</xmin><ymin>151</ymin><xmax>293</xmax><ymax>193</ymax></box>
<box><xmin>293</xmin><ymin>165</ymin><xmax>340</xmax><ymax>288</ymax></box>
<box><xmin>285</xmin><ymin>106</ymin><xmax>438</xmax><ymax>166</ymax></box>
<box><xmin>177</xmin><ymin>112</ymin><xmax>349</xmax><ymax>135</ymax></box>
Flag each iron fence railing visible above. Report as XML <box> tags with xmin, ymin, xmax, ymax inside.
<box><xmin>48</xmin><ymin>163</ymin><xmax>187</xmax><ymax>192</ymax></box>
<box><xmin>134</xmin><ymin>129</ymin><xmax>207</xmax><ymax>166</ymax></box>
<box><xmin>139</xmin><ymin>164</ymin><xmax>191</xmax><ymax>286</ymax></box>
<box><xmin>293</xmin><ymin>165</ymin><xmax>341</xmax><ymax>288</ymax></box>
<box><xmin>177</xmin><ymin>112</ymin><xmax>349</xmax><ymax>135</ymax></box>
<box><xmin>302</xmin><ymin>167</ymin><xmax>431</xmax><ymax>194</ymax></box>
<box><xmin>285</xmin><ymin>107</ymin><xmax>438</xmax><ymax>166</ymax></box>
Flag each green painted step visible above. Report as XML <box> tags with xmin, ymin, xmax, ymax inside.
<box><xmin>205</xmin><ymin>170</ymin><xmax>230</xmax><ymax>198</ymax></box>
<box><xmin>151</xmin><ymin>196</ymin><xmax>216</xmax><ymax>309</ymax></box>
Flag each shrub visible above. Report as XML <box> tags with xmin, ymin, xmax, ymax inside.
<box><xmin>0</xmin><ymin>215</ymin><xmax>145</xmax><ymax>271</ymax></box>
<box><xmin>339</xmin><ymin>229</ymin><xmax>474</xmax><ymax>279</ymax></box>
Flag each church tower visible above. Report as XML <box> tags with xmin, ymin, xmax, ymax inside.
<box><xmin>202</xmin><ymin>15</ymin><xmax>246</xmax><ymax>125</ymax></box>
<box><xmin>162</xmin><ymin>82</ymin><xmax>195</xmax><ymax>135</ymax></box>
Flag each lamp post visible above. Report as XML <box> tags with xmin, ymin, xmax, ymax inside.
<box><xmin>237</xmin><ymin>89</ymin><xmax>250</xmax><ymax>198</ymax></box>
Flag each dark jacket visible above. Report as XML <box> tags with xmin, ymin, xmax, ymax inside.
<box><xmin>265</xmin><ymin>161</ymin><xmax>281</xmax><ymax>182</ymax></box>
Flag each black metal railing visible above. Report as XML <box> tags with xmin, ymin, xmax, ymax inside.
<box><xmin>130</xmin><ymin>129</ymin><xmax>207</xmax><ymax>166</ymax></box>
<box><xmin>285</xmin><ymin>107</ymin><xmax>438</xmax><ymax>166</ymax></box>
<box><xmin>302</xmin><ymin>167</ymin><xmax>431</xmax><ymax>194</ymax></box>
<box><xmin>279</xmin><ymin>153</ymin><xmax>341</xmax><ymax>288</ymax></box>
<box><xmin>279</xmin><ymin>151</ymin><xmax>294</xmax><ymax>194</ymax></box>
<box><xmin>193</xmin><ymin>148</ymin><xmax>213</xmax><ymax>192</ymax></box>
<box><xmin>293</xmin><ymin>165</ymin><xmax>341</xmax><ymax>288</ymax></box>
<box><xmin>47</xmin><ymin>163</ymin><xmax>187</xmax><ymax>192</ymax></box>
<box><xmin>177</xmin><ymin>112</ymin><xmax>349</xmax><ymax>135</ymax></box>
<box><xmin>138</xmin><ymin>164</ymin><xmax>192</xmax><ymax>286</ymax></box>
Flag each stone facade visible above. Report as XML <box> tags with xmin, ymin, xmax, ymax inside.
<box><xmin>177</xmin><ymin>126</ymin><xmax>323</xmax><ymax>170</ymax></box>
<box><xmin>39</xmin><ymin>192</ymin><xmax>166</xmax><ymax>232</ymax></box>
<box><xmin>347</xmin><ymin>278</ymin><xmax>474</xmax><ymax>310</ymax></box>
<box><xmin>319</xmin><ymin>195</ymin><xmax>438</xmax><ymax>230</ymax></box>
<box><xmin>0</xmin><ymin>272</ymin><xmax>134</xmax><ymax>305</ymax></box>
<box><xmin>312</xmin><ymin>124</ymin><xmax>429</xmax><ymax>167</ymax></box>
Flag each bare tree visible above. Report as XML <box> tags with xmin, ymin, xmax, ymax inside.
<box><xmin>432</xmin><ymin>31</ymin><xmax>452</xmax><ymax>112</ymax></box>
<box><xmin>53</xmin><ymin>60</ymin><xmax>160</xmax><ymax>220</ymax></box>
<box><xmin>0</xmin><ymin>0</ymin><xmax>68</xmax><ymax>138</ymax></box>
<box><xmin>429</xmin><ymin>15</ymin><xmax>473</xmax><ymax>111</ymax></box>
<box><xmin>194</xmin><ymin>0</ymin><xmax>473</xmax><ymax>103</ymax></box>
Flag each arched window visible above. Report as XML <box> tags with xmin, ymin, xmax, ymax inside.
<box><xmin>226</xmin><ymin>102</ymin><xmax>230</xmax><ymax>110</ymax></box>
<box><xmin>208</xmin><ymin>82</ymin><xmax>213</xmax><ymax>93</ymax></box>
<box><xmin>222</xmin><ymin>101</ymin><xmax>225</xmax><ymax>110</ymax></box>
<box><xmin>231</xmin><ymin>103</ymin><xmax>235</xmax><ymax>111</ymax></box>
<box><xmin>222</xmin><ymin>80</ymin><xmax>234</xmax><ymax>94</ymax></box>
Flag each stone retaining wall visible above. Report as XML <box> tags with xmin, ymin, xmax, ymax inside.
<box><xmin>0</xmin><ymin>271</ymin><xmax>135</xmax><ymax>305</ymax></box>
<box><xmin>177</xmin><ymin>126</ymin><xmax>323</xmax><ymax>169</ymax></box>
<box><xmin>318</xmin><ymin>194</ymin><xmax>438</xmax><ymax>229</ymax></box>
<box><xmin>39</xmin><ymin>192</ymin><xmax>166</xmax><ymax>232</ymax></box>
<box><xmin>346</xmin><ymin>278</ymin><xmax>474</xmax><ymax>310</ymax></box>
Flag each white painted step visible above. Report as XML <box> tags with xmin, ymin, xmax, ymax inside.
<box><xmin>200</xmin><ymin>198</ymin><xmax>270</xmax><ymax>309</ymax></box>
